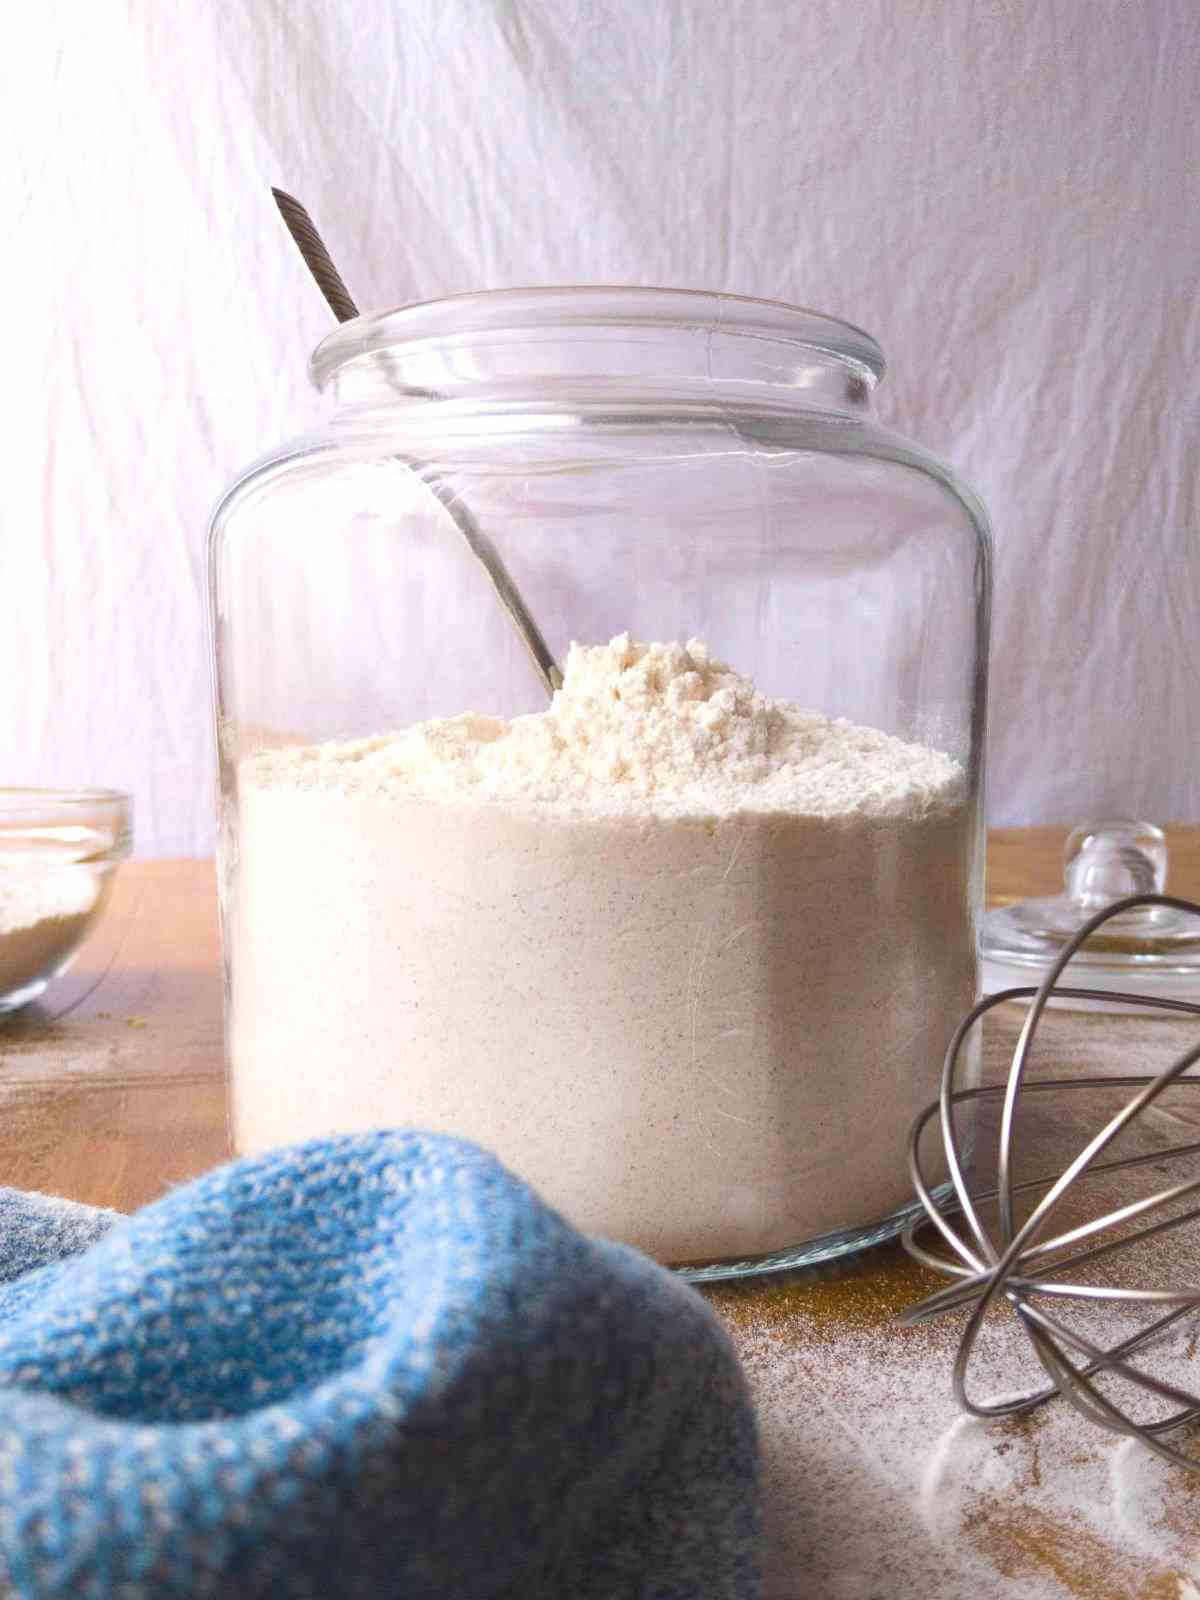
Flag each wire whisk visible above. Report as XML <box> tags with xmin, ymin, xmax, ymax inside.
<box><xmin>903</xmin><ymin>891</ymin><xmax>1200</xmax><ymax>1470</ymax></box>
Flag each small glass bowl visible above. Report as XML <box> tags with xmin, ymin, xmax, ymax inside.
<box><xmin>0</xmin><ymin>789</ymin><xmax>133</xmax><ymax>1015</ymax></box>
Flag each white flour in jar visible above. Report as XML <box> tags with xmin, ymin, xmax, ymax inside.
<box><xmin>229</xmin><ymin>635</ymin><xmax>974</xmax><ymax>1261</ymax></box>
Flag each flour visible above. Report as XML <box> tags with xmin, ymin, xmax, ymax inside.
<box><xmin>253</xmin><ymin>633</ymin><xmax>964</xmax><ymax>820</ymax></box>
<box><xmin>0</xmin><ymin>858</ymin><xmax>98</xmax><ymax>1005</ymax></box>
<box><xmin>228</xmin><ymin>636</ymin><xmax>974</xmax><ymax>1261</ymax></box>
<box><xmin>710</xmin><ymin>995</ymin><xmax>1200</xmax><ymax>1595</ymax></box>
<box><xmin>718</xmin><ymin>1269</ymin><xmax>1200</xmax><ymax>1597</ymax></box>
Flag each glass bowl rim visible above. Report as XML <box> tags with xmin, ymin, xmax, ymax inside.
<box><xmin>0</xmin><ymin>789</ymin><xmax>133</xmax><ymax>860</ymax></box>
<box><xmin>0</xmin><ymin>787</ymin><xmax>131</xmax><ymax>813</ymax></box>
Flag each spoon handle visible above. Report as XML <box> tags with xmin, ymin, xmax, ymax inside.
<box><xmin>271</xmin><ymin>189</ymin><xmax>563</xmax><ymax>698</ymax></box>
<box><xmin>271</xmin><ymin>188</ymin><xmax>360</xmax><ymax>323</ymax></box>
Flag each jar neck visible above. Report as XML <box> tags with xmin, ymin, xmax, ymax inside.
<box><xmin>311</xmin><ymin>288</ymin><xmax>883</xmax><ymax>419</ymax></box>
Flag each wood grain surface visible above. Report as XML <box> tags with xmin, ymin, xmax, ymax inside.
<box><xmin>0</xmin><ymin>860</ymin><xmax>227</xmax><ymax>1210</ymax></box>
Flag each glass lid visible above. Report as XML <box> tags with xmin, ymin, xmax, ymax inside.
<box><xmin>983</xmin><ymin>819</ymin><xmax>1200</xmax><ymax>1007</ymax></box>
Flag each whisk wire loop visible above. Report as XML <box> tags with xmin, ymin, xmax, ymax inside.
<box><xmin>904</xmin><ymin>892</ymin><xmax>1200</xmax><ymax>1468</ymax></box>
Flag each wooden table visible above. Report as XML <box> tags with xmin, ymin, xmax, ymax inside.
<box><xmin>2</xmin><ymin>828</ymin><xmax>1199</xmax><ymax>1597</ymax></box>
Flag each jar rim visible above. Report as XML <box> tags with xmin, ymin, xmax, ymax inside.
<box><xmin>310</xmin><ymin>285</ymin><xmax>885</xmax><ymax>391</ymax></box>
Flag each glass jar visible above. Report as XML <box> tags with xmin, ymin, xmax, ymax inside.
<box><xmin>208</xmin><ymin>288</ymin><xmax>990</xmax><ymax>1279</ymax></box>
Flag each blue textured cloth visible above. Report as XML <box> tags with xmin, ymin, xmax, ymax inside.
<box><xmin>0</xmin><ymin>1133</ymin><xmax>758</xmax><ymax>1598</ymax></box>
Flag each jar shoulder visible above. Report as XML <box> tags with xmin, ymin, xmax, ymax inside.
<box><xmin>208</xmin><ymin>406</ymin><xmax>992</xmax><ymax>558</ymax></box>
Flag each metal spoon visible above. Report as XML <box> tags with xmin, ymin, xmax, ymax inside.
<box><xmin>271</xmin><ymin>188</ymin><xmax>563</xmax><ymax>697</ymax></box>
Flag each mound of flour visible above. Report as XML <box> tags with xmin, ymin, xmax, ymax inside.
<box><xmin>246</xmin><ymin>634</ymin><xmax>964</xmax><ymax>820</ymax></box>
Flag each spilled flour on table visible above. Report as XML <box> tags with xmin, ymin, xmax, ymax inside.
<box><xmin>711</xmin><ymin>1251</ymin><xmax>1200</xmax><ymax>1599</ymax></box>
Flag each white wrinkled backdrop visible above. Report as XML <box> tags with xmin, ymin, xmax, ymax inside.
<box><xmin>2</xmin><ymin>0</ymin><xmax>1197</xmax><ymax>855</ymax></box>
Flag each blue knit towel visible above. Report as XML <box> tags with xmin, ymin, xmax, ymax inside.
<box><xmin>0</xmin><ymin>1133</ymin><xmax>758</xmax><ymax>1598</ymax></box>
